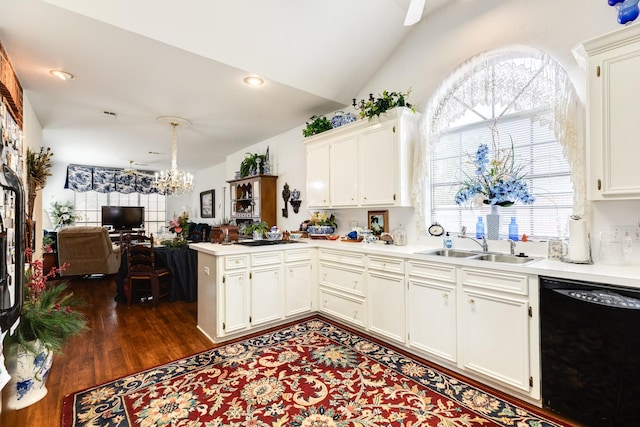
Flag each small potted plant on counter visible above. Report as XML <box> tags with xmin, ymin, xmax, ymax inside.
<box><xmin>244</xmin><ymin>221</ymin><xmax>269</xmax><ymax>240</ymax></box>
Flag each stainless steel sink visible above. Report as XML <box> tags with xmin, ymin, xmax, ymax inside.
<box><xmin>471</xmin><ymin>253</ymin><xmax>538</xmax><ymax>264</ymax></box>
<box><xmin>415</xmin><ymin>249</ymin><xmax>479</xmax><ymax>258</ymax></box>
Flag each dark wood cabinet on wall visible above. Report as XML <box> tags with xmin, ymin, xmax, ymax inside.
<box><xmin>228</xmin><ymin>175</ymin><xmax>278</xmax><ymax>228</ymax></box>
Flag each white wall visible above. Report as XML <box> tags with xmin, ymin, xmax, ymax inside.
<box><xmin>41</xmin><ymin>0</ymin><xmax>640</xmax><ymax>259</ymax></box>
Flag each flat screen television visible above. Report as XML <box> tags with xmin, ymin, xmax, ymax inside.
<box><xmin>101</xmin><ymin>206</ymin><xmax>144</xmax><ymax>231</ymax></box>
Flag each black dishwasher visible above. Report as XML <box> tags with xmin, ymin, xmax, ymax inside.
<box><xmin>540</xmin><ymin>276</ymin><xmax>640</xmax><ymax>426</ymax></box>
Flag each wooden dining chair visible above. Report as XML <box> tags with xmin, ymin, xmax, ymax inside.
<box><xmin>122</xmin><ymin>233</ymin><xmax>171</xmax><ymax>308</ymax></box>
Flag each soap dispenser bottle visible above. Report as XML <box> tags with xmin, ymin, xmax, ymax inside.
<box><xmin>475</xmin><ymin>217</ymin><xmax>484</xmax><ymax>239</ymax></box>
<box><xmin>443</xmin><ymin>232</ymin><xmax>453</xmax><ymax>249</ymax></box>
<box><xmin>508</xmin><ymin>217</ymin><xmax>519</xmax><ymax>241</ymax></box>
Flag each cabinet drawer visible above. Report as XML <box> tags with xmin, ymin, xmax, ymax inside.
<box><xmin>251</xmin><ymin>251</ymin><xmax>283</xmax><ymax>266</ymax></box>
<box><xmin>461</xmin><ymin>268</ymin><xmax>529</xmax><ymax>295</ymax></box>
<box><xmin>224</xmin><ymin>254</ymin><xmax>249</xmax><ymax>270</ymax></box>
<box><xmin>319</xmin><ymin>288</ymin><xmax>365</xmax><ymax>327</ymax></box>
<box><xmin>319</xmin><ymin>263</ymin><xmax>365</xmax><ymax>296</ymax></box>
<box><xmin>408</xmin><ymin>261</ymin><xmax>456</xmax><ymax>283</ymax></box>
<box><xmin>319</xmin><ymin>249</ymin><xmax>365</xmax><ymax>266</ymax></box>
<box><xmin>285</xmin><ymin>248</ymin><xmax>311</xmax><ymax>263</ymax></box>
<box><xmin>368</xmin><ymin>255</ymin><xmax>404</xmax><ymax>274</ymax></box>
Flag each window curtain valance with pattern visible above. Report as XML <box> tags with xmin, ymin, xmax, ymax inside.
<box><xmin>65</xmin><ymin>164</ymin><xmax>158</xmax><ymax>194</ymax></box>
<box><xmin>412</xmin><ymin>46</ymin><xmax>583</xmax><ymax>235</ymax></box>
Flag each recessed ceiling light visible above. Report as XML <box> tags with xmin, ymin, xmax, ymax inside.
<box><xmin>49</xmin><ymin>69</ymin><xmax>75</xmax><ymax>81</ymax></box>
<box><xmin>243</xmin><ymin>76</ymin><xmax>264</xmax><ymax>86</ymax></box>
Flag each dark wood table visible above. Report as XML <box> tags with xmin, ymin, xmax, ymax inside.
<box><xmin>115</xmin><ymin>245</ymin><xmax>197</xmax><ymax>303</ymax></box>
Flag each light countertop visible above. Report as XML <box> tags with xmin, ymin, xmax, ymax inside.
<box><xmin>190</xmin><ymin>239</ymin><xmax>640</xmax><ymax>290</ymax></box>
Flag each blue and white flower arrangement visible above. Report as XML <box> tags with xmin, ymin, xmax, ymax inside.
<box><xmin>455</xmin><ymin>138</ymin><xmax>535</xmax><ymax>207</ymax></box>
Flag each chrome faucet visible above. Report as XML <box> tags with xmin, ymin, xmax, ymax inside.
<box><xmin>459</xmin><ymin>234</ymin><xmax>489</xmax><ymax>253</ymax></box>
<box><xmin>508</xmin><ymin>239</ymin><xmax>516</xmax><ymax>255</ymax></box>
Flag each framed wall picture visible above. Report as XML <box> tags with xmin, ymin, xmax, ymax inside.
<box><xmin>200</xmin><ymin>189</ymin><xmax>215</xmax><ymax>218</ymax></box>
<box><xmin>368</xmin><ymin>210</ymin><xmax>388</xmax><ymax>236</ymax></box>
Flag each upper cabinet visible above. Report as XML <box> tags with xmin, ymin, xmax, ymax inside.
<box><xmin>582</xmin><ymin>25</ymin><xmax>640</xmax><ymax>200</ymax></box>
<box><xmin>305</xmin><ymin>107</ymin><xmax>420</xmax><ymax>209</ymax></box>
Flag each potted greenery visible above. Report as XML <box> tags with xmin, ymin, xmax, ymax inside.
<box><xmin>4</xmin><ymin>251</ymin><xmax>88</xmax><ymax>409</ymax></box>
<box><xmin>239</xmin><ymin>152</ymin><xmax>267</xmax><ymax>178</ymax></box>
<box><xmin>244</xmin><ymin>221</ymin><xmax>269</xmax><ymax>240</ymax></box>
<box><xmin>302</xmin><ymin>115</ymin><xmax>332</xmax><ymax>137</ymax></box>
<box><xmin>354</xmin><ymin>89</ymin><xmax>416</xmax><ymax>120</ymax></box>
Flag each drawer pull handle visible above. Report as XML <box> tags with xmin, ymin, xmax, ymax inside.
<box><xmin>443</xmin><ymin>293</ymin><xmax>448</xmax><ymax>299</ymax></box>
<box><xmin>469</xmin><ymin>299</ymin><xmax>475</xmax><ymax>305</ymax></box>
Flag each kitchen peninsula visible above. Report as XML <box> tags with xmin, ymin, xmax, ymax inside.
<box><xmin>190</xmin><ymin>238</ymin><xmax>640</xmax><ymax>407</ymax></box>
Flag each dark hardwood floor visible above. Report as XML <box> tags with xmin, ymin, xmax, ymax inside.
<box><xmin>0</xmin><ymin>274</ymin><xmax>578</xmax><ymax>427</ymax></box>
<box><xmin>0</xmin><ymin>275</ymin><xmax>213</xmax><ymax>427</ymax></box>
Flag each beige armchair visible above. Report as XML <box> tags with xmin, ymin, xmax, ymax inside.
<box><xmin>57</xmin><ymin>226</ymin><xmax>121</xmax><ymax>277</ymax></box>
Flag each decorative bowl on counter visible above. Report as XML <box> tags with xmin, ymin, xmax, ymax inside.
<box><xmin>307</xmin><ymin>225</ymin><xmax>335</xmax><ymax>235</ymax></box>
<box><xmin>290</xmin><ymin>232</ymin><xmax>303</xmax><ymax>240</ymax></box>
<box><xmin>266</xmin><ymin>231</ymin><xmax>283</xmax><ymax>240</ymax></box>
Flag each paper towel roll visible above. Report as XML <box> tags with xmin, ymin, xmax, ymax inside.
<box><xmin>567</xmin><ymin>216</ymin><xmax>590</xmax><ymax>262</ymax></box>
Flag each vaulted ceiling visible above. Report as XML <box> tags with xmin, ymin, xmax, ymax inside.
<box><xmin>0</xmin><ymin>0</ymin><xmax>449</xmax><ymax>173</ymax></box>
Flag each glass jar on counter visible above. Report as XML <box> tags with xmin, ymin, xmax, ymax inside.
<box><xmin>393</xmin><ymin>225</ymin><xmax>407</xmax><ymax>246</ymax></box>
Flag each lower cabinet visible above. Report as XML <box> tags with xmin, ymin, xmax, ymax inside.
<box><xmin>284</xmin><ymin>249</ymin><xmax>314</xmax><ymax>317</ymax></box>
<box><xmin>319</xmin><ymin>287</ymin><xmax>366</xmax><ymax>327</ymax></box>
<box><xmin>407</xmin><ymin>261</ymin><xmax>457</xmax><ymax>363</ymax></box>
<box><xmin>459</xmin><ymin>268</ymin><xmax>538</xmax><ymax>398</ymax></box>
<box><xmin>318</xmin><ymin>249</ymin><xmax>366</xmax><ymax>327</ymax></box>
<box><xmin>197</xmin><ymin>246</ymin><xmax>540</xmax><ymax>402</ymax></box>
<box><xmin>367</xmin><ymin>256</ymin><xmax>405</xmax><ymax>344</ymax></box>
<box><xmin>221</xmin><ymin>268</ymin><xmax>249</xmax><ymax>335</ymax></box>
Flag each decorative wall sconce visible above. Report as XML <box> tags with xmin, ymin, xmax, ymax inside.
<box><xmin>290</xmin><ymin>188</ymin><xmax>301</xmax><ymax>214</ymax></box>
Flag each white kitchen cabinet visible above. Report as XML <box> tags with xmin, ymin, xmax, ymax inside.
<box><xmin>459</xmin><ymin>268</ymin><xmax>537</xmax><ymax>398</ymax></box>
<box><xmin>318</xmin><ymin>249</ymin><xmax>366</xmax><ymax>326</ymax></box>
<box><xmin>582</xmin><ymin>24</ymin><xmax>640</xmax><ymax>199</ymax></box>
<box><xmin>329</xmin><ymin>134</ymin><xmax>359</xmax><ymax>207</ymax></box>
<box><xmin>303</xmin><ymin>107</ymin><xmax>419</xmax><ymax>208</ymax></box>
<box><xmin>407</xmin><ymin>261</ymin><xmax>457</xmax><ymax>363</ymax></box>
<box><xmin>220</xmin><ymin>264</ymin><xmax>249</xmax><ymax>336</ymax></box>
<box><xmin>359</xmin><ymin>119</ymin><xmax>413</xmax><ymax>206</ymax></box>
<box><xmin>367</xmin><ymin>255</ymin><xmax>405</xmax><ymax>344</ymax></box>
<box><xmin>306</xmin><ymin>139</ymin><xmax>331</xmax><ymax>207</ymax></box>
<box><xmin>250</xmin><ymin>251</ymin><xmax>283</xmax><ymax>327</ymax></box>
<box><xmin>284</xmin><ymin>248</ymin><xmax>314</xmax><ymax>317</ymax></box>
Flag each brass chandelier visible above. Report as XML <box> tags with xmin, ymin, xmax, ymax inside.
<box><xmin>154</xmin><ymin>116</ymin><xmax>194</xmax><ymax>196</ymax></box>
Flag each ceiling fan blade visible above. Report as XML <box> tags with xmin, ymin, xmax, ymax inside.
<box><xmin>404</xmin><ymin>0</ymin><xmax>426</xmax><ymax>26</ymax></box>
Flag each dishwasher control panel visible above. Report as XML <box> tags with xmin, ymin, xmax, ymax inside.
<box><xmin>555</xmin><ymin>289</ymin><xmax>640</xmax><ymax>309</ymax></box>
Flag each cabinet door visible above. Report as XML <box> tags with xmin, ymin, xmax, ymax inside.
<box><xmin>460</xmin><ymin>287</ymin><xmax>530</xmax><ymax>393</ymax></box>
<box><xmin>367</xmin><ymin>271</ymin><xmax>405</xmax><ymax>344</ymax></box>
<box><xmin>408</xmin><ymin>278</ymin><xmax>457</xmax><ymax>363</ymax></box>
<box><xmin>284</xmin><ymin>261</ymin><xmax>313</xmax><ymax>317</ymax></box>
<box><xmin>359</xmin><ymin>122</ymin><xmax>398</xmax><ymax>206</ymax></box>
<box><xmin>220</xmin><ymin>270</ymin><xmax>249</xmax><ymax>336</ymax></box>
<box><xmin>330</xmin><ymin>134</ymin><xmax>359</xmax><ymax>206</ymax></box>
<box><xmin>306</xmin><ymin>141</ymin><xmax>331</xmax><ymax>207</ymax></box>
<box><xmin>586</xmin><ymin>27</ymin><xmax>640</xmax><ymax>199</ymax></box>
<box><xmin>250</xmin><ymin>265</ymin><xmax>283</xmax><ymax>326</ymax></box>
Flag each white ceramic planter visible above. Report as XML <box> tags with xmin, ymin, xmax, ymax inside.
<box><xmin>5</xmin><ymin>340</ymin><xmax>54</xmax><ymax>410</ymax></box>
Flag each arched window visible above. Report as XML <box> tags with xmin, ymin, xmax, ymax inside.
<box><xmin>413</xmin><ymin>46</ymin><xmax>583</xmax><ymax>239</ymax></box>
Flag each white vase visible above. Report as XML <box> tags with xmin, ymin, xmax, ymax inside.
<box><xmin>5</xmin><ymin>340</ymin><xmax>54</xmax><ymax>410</ymax></box>
<box><xmin>486</xmin><ymin>205</ymin><xmax>500</xmax><ymax>240</ymax></box>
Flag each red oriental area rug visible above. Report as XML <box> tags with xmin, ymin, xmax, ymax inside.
<box><xmin>62</xmin><ymin>318</ymin><xmax>565</xmax><ymax>426</ymax></box>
